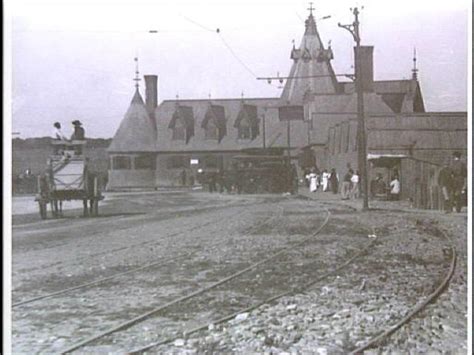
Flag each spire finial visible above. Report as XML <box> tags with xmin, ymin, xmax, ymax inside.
<box><xmin>307</xmin><ymin>2</ymin><xmax>315</xmax><ymax>16</ymax></box>
<box><xmin>133</xmin><ymin>56</ymin><xmax>141</xmax><ymax>89</ymax></box>
<box><xmin>412</xmin><ymin>47</ymin><xmax>418</xmax><ymax>80</ymax></box>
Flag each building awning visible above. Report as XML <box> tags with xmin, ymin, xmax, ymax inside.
<box><xmin>367</xmin><ymin>153</ymin><xmax>408</xmax><ymax>160</ymax></box>
<box><xmin>367</xmin><ymin>153</ymin><xmax>407</xmax><ymax>168</ymax></box>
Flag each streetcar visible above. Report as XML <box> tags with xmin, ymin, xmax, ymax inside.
<box><xmin>230</xmin><ymin>148</ymin><xmax>298</xmax><ymax>194</ymax></box>
<box><xmin>35</xmin><ymin>140</ymin><xmax>103</xmax><ymax>219</ymax></box>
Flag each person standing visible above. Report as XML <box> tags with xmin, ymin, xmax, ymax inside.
<box><xmin>389</xmin><ymin>175</ymin><xmax>400</xmax><ymax>201</ymax></box>
<box><xmin>438</xmin><ymin>162</ymin><xmax>453</xmax><ymax>213</ymax></box>
<box><xmin>350</xmin><ymin>170</ymin><xmax>360</xmax><ymax>199</ymax></box>
<box><xmin>449</xmin><ymin>152</ymin><xmax>467</xmax><ymax>212</ymax></box>
<box><xmin>321</xmin><ymin>169</ymin><xmax>330</xmax><ymax>192</ymax></box>
<box><xmin>71</xmin><ymin>120</ymin><xmax>85</xmax><ymax>155</ymax></box>
<box><xmin>308</xmin><ymin>169</ymin><xmax>318</xmax><ymax>193</ymax></box>
<box><xmin>329</xmin><ymin>168</ymin><xmax>339</xmax><ymax>194</ymax></box>
<box><xmin>341</xmin><ymin>169</ymin><xmax>353</xmax><ymax>200</ymax></box>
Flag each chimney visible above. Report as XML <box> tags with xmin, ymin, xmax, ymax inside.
<box><xmin>144</xmin><ymin>75</ymin><xmax>158</xmax><ymax>116</ymax></box>
<box><xmin>354</xmin><ymin>46</ymin><xmax>374</xmax><ymax>92</ymax></box>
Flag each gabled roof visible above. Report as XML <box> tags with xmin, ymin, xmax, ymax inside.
<box><xmin>340</xmin><ymin>79</ymin><xmax>425</xmax><ymax>113</ymax></box>
<box><xmin>108</xmin><ymin>89</ymin><xmax>157</xmax><ymax>152</ymax></box>
<box><xmin>280</xmin><ymin>13</ymin><xmax>338</xmax><ymax>104</ymax></box>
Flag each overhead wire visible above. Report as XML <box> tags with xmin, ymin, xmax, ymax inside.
<box><xmin>179</xmin><ymin>13</ymin><xmax>285</xmax><ymax>91</ymax></box>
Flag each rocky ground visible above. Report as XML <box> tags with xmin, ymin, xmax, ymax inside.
<box><xmin>9</xmin><ymin>190</ymin><xmax>468</xmax><ymax>354</ymax></box>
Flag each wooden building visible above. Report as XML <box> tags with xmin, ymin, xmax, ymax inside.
<box><xmin>107</xmin><ymin>10</ymin><xmax>466</xmax><ymax>196</ymax></box>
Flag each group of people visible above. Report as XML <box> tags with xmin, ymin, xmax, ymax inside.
<box><xmin>53</xmin><ymin>120</ymin><xmax>85</xmax><ymax>141</ymax></box>
<box><xmin>52</xmin><ymin>120</ymin><xmax>86</xmax><ymax>155</ymax></box>
<box><xmin>304</xmin><ymin>168</ymin><xmax>341</xmax><ymax>195</ymax></box>
<box><xmin>305</xmin><ymin>166</ymin><xmax>402</xmax><ymax>202</ymax></box>
<box><xmin>370</xmin><ymin>173</ymin><xmax>400</xmax><ymax>200</ymax></box>
<box><xmin>340</xmin><ymin>168</ymin><xmax>360</xmax><ymax>200</ymax></box>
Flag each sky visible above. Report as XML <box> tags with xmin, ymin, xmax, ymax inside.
<box><xmin>7</xmin><ymin>0</ymin><xmax>470</xmax><ymax>138</ymax></box>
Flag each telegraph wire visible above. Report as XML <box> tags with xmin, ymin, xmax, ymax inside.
<box><xmin>217</xmin><ymin>34</ymin><xmax>257</xmax><ymax>78</ymax></box>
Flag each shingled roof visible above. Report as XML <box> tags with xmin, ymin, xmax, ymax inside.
<box><xmin>341</xmin><ymin>79</ymin><xmax>425</xmax><ymax>113</ymax></box>
<box><xmin>154</xmin><ymin>97</ymin><xmax>309</xmax><ymax>153</ymax></box>
<box><xmin>280</xmin><ymin>13</ymin><xmax>338</xmax><ymax>104</ymax></box>
<box><xmin>108</xmin><ymin>89</ymin><xmax>157</xmax><ymax>152</ymax></box>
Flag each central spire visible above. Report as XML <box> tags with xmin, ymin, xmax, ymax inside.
<box><xmin>305</xmin><ymin>2</ymin><xmax>317</xmax><ymax>35</ymax></box>
<box><xmin>281</xmin><ymin>4</ymin><xmax>339</xmax><ymax>103</ymax></box>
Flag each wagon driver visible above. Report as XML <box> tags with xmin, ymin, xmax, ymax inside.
<box><xmin>71</xmin><ymin>120</ymin><xmax>86</xmax><ymax>154</ymax></box>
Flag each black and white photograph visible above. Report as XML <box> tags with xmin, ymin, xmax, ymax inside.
<box><xmin>4</xmin><ymin>0</ymin><xmax>471</xmax><ymax>353</ymax></box>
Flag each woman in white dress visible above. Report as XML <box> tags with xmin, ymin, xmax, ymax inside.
<box><xmin>309</xmin><ymin>169</ymin><xmax>318</xmax><ymax>192</ymax></box>
<box><xmin>321</xmin><ymin>169</ymin><xmax>330</xmax><ymax>191</ymax></box>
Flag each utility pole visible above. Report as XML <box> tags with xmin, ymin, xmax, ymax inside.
<box><xmin>262</xmin><ymin>107</ymin><xmax>267</xmax><ymax>149</ymax></box>
<box><xmin>287</xmin><ymin>119</ymin><xmax>291</xmax><ymax>164</ymax></box>
<box><xmin>338</xmin><ymin>7</ymin><xmax>369</xmax><ymax>210</ymax></box>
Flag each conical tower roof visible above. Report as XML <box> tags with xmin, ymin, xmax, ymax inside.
<box><xmin>280</xmin><ymin>12</ymin><xmax>338</xmax><ymax>104</ymax></box>
<box><xmin>108</xmin><ymin>89</ymin><xmax>157</xmax><ymax>152</ymax></box>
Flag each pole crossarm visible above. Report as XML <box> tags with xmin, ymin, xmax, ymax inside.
<box><xmin>257</xmin><ymin>74</ymin><xmax>354</xmax><ymax>80</ymax></box>
<box><xmin>337</xmin><ymin>23</ymin><xmax>358</xmax><ymax>43</ymax></box>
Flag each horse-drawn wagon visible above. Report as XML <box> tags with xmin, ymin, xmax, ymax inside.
<box><xmin>35</xmin><ymin>140</ymin><xmax>104</xmax><ymax>219</ymax></box>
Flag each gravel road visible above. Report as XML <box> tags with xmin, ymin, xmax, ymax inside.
<box><xmin>10</xmin><ymin>190</ymin><xmax>467</xmax><ymax>354</ymax></box>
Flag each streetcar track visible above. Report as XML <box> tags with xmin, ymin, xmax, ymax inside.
<box><xmin>58</xmin><ymin>204</ymin><xmax>323</xmax><ymax>354</ymax></box>
<box><xmin>13</xmin><ymin>204</ymin><xmax>268</xmax><ymax>306</ymax></box>
<box><xmin>13</xmin><ymin>201</ymin><xmax>262</xmax><ymax>275</ymax></box>
<box><xmin>129</xmin><ymin>229</ymin><xmax>378</xmax><ymax>354</ymax></box>
<box><xmin>349</xmin><ymin>226</ymin><xmax>457</xmax><ymax>353</ymax></box>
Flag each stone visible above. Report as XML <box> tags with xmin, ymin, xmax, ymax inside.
<box><xmin>174</xmin><ymin>338</ymin><xmax>185</xmax><ymax>347</ymax></box>
<box><xmin>235</xmin><ymin>313</ymin><xmax>249</xmax><ymax>322</ymax></box>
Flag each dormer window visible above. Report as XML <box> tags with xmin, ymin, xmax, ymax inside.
<box><xmin>205</xmin><ymin>121</ymin><xmax>219</xmax><ymax>140</ymax></box>
<box><xmin>202</xmin><ymin>105</ymin><xmax>226</xmax><ymax>142</ymax></box>
<box><xmin>172</xmin><ymin>121</ymin><xmax>185</xmax><ymax>140</ymax></box>
<box><xmin>238</xmin><ymin>119</ymin><xmax>251</xmax><ymax>139</ymax></box>
<box><xmin>169</xmin><ymin>105</ymin><xmax>194</xmax><ymax>143</ymax></box>
<box><xmin>235</xmin><ymin>104</ymin><xmax>259</xmax><ymax>140</ymax></box>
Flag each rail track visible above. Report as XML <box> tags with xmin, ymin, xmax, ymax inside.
<box><xmin>56</xmin><ymin>202</ymin><xmax>382</xmax><ymax>354</ymax></box>
<box><xmin>12</xmin><ymin>196</ymin><xmax>461</xmax><ymax>354</ymax></box>
<box><xmin>58</xmin><ymin>202</ymin><xmax>328</xmax><ymax>354</ymax></box>
<box><xmin>13</xmin><ymin>202</ymin><xmax>272</xmax><ymax>307</ymax></box>
<box><xmin>348</xmin><ymin>225</ymin><xmax>457</xmax><ymax>353</ymax></box>
<box><xmin>13</xmin><ymin>199</ymin><xmax>291</xmax><ymax>354</ymax></box>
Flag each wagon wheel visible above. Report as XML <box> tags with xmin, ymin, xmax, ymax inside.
<box><xmin>38</xmin><ymin>201</ymin><xmax>47</xmax><ymax>220</ymax></box>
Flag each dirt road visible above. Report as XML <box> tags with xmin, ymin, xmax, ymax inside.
<box><xmin>10</xmin><ymin>190</ymin><xmax>467</xmax><ymax>354</ymax></box>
